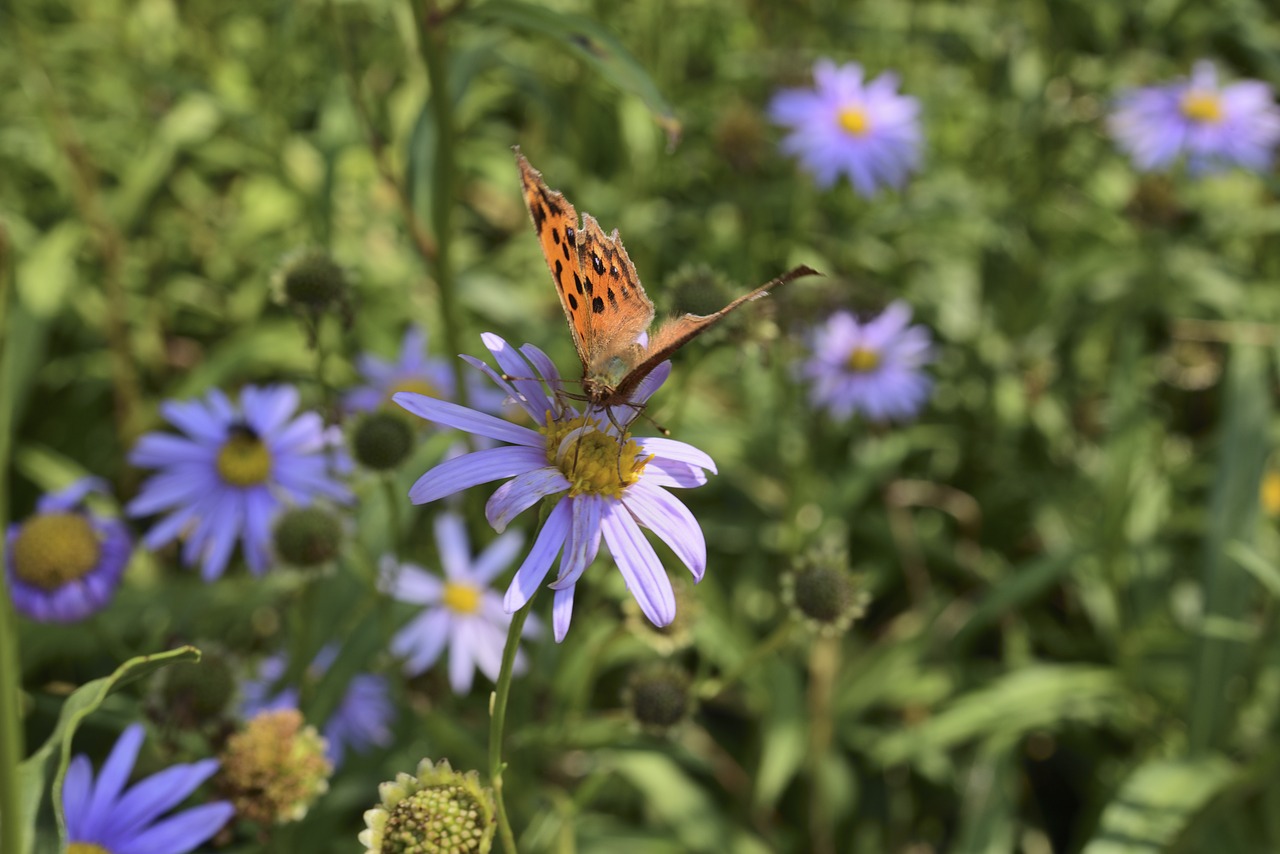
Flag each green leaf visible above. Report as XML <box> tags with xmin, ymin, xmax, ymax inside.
<box><xmin>953</xmin><ymin>744</ymin><xmax>1019</xmax><ymax>854</ymax></box>
<box><xmin>14</xmin><ymin>222</ymin><xmax>85</xmax><ymax>320</ymax></box>
<box><xmin>872</xmin><ymin>665</ymin><xmax>1136</xmax><ymax>766</ymax></box>
<box><xmin>14</xmin><ymin>646</ymin><xmax>201</xmax><ymax>852</ymax></box>
<box><xmin>752</xmin><ymin>660</ymin><xmax>806</xmax><ymax>810</ymax></box>
<box><xmin>1188</xmin><ymin>345</ymin><xmax>1270</xmax><ymax>752</ymax></box>
<box><xmin>467</xmin><ymin>0</ymin><xmax>680</xmax><ymax>142</ymax></box>
<box><xmin>1082</xmin><ymin>757</ymin><xmax>1237</xmax><ymax>854</ymax></box>
<box><xmin>606</xmin><ymin>751</ymin><xmax>769</xmax><ymax>854</ymax></box>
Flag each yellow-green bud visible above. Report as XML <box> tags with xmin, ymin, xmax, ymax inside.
<box><xmin>359</xmin><ymin>758</ymin><xmax>497</xmax><ymax>854</ymax></box>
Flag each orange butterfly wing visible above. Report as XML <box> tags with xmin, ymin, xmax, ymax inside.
<box><xmin>516</xmin><ymin>151</ymin><xmax>593</xmax><ymax>370</ymax></box>
<box><xmin>614</xmin><ymin>265</ymin><xmax>820</xmax><ymax>401</ymax></box>
<box><xmin>574</xmin><ymin>213</ymin><xmax>654</xmax><ymax>374</ymax></box>
<box><xmin>517</xmin><ymin>151</ymin><xmax>655</xmax><ymax>377</ymax></box>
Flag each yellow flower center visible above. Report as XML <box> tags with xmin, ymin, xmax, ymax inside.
<box><xmin>66</xmin><ymin>844</ymin><xmax>113</xmax><ymax>854</ymax></box>
<box><xmin>543</xmin><ymin>413</ymin><xmax>652</xmax><ymax>498</ymax></box>
<box><xmin>12</xmin><ymin>513</ymin><xmax>101</xmax><ymax>590</ymax></box>
<box><xmin>216</xmin><ymin>427</ymin><xmax>272</xmax><ymax>487</ymax></box>
<box><xmin>845</xmin><ymin>347</ymin><xmax>881</xmax><ymax>373</ymax></box>
<box><xmin>387</xmin><ymin>377</ymin><xmax>441</xmax><ymax>401</ymax></box>
<box><xmin>1180</xmin><ymin>91</ymin><xmax>1223</xmax><ymax>125</ymax></box>
<box><xmin>837</xmin><ymin>106</ymin><xmax>871</xmax><ymax>137</ymax></box>
<box><xmin>1262</xmin><ymin>471</ymin><xmax>1280</xmax><ymax>518</ymax></box>
<box><xmin>442</xmin><ymin>581</ymin><xmax>482</xmax><ymax>615</ymax></box>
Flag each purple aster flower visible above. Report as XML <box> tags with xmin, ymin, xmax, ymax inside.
<box><xmin>344</xmin><ymin>324</ymin><xmax>508</xmax><ymax>417</ymax></box>
<box><xmin>768</xmin><ymin>58</ymin><xmax>922</xmax><ymax>194</ymax></box>
<box><xmin>63</xmin><ymin>723</ymin><xmax>234</xmax><ymax>854</ymax></box>
<box><xmin>240</xmin><ymin>646</ymin><xmax>394</xmax><ymax>767</ymax></box>
<box><xmin>1109</xmin><ymin>60</ymin><xmax>1280</xmax><ymax>173</ymax></box>
<box><xmin>5</xmin><ymin>478</ymin><xmax>131</xmax><ymax>622</ymax></box>
<box><xmin>127</xmin><ymin>385</ymin><xmax>352</xmax><ymax>581</ymax></box>
<box><xmin>394</xmin><ymin>333</ymin><xmax>714</xmax><ymax>642</ymax></box>
<box><xmin>801</xmin><ymin>302</ymin><xmax>934</xmax><ymax>422</ymax></box>
<box><xmin>380</xmin><ymin>512</ymin><xmax>539</xmax><ymax>693</ymax></box>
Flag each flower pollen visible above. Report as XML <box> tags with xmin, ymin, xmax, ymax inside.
<box><xmin>442</xmin><ymin>582</ymin><xmax>482</xmax><ymax>616</ymax></box>
<box><xmin>837</xmin><ymin>105</ymin><xmax>871</xmax><ymax>137</ymax></box>
<box><xmin>545</xmin><ymin>415</ymin><xmax>651</xmax><ymax>498</ymax></box>
<box><xmin>845</xmin><ymin>346</ymin><xmax>881</xmax><ymax>373</ymax></box>
<box><xmin>13</xmin><ymin>513</ymin><xmax>101</xmax><ymax>589</ymax></box>
<box><xmin>216</xmin><ymin>426</ymin><xmax>273</xmax><ymax>487</ymax></box>
<box><xmin>1180</xmin><ymin>90</ymin><xmax>1224</xmax><ymax>124</ymax></box>
<box><xmin>66</xmin><ymin>844</ymin><xmax>111</xmax><ymax>854</ymax></box>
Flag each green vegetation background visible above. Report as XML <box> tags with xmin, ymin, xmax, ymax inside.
<box><xmin>6</xmin><ymin>0</ymin><xmax>1280</xmax><ymax>851</ymax></box>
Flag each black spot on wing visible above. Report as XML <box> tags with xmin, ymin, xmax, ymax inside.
<box><xmin>591</xmin><ymin>254</ymin><xmax>604</xmax><ymax>275</ymax></box>
<box><xmin>562</xmin><ymin>242</ymin><xmax>570</xmax><ymax>261</ymax></box>
<box><xmin>592</xmin><ymin>296</ymin><xmax>605</xmax><ymax>314</ymax></box>
<box><xmin>607</xmin><ymin>288</ymin><xmax>618</xmax><ymax>309</ymax></box>
<box><xmin>554</xmin><ymin>259</ymin><xmax>563</xmax><ymax>289</ymax></box>
<box><xmin>565</xmin><ymin>226</ymin><xmax>576</xmax><ymax>246</ymax></box>
<box><xmin>584</xmin><ymin>277</ymin><xmax>594</xmax><ymax>296</ymax></box>
<box><xmin>568</xmin><ymin>294</ymin><xmax>578</xmax><ymax>310</ymax></box>
<box><xmin>530</xmin><ymin>201</ymin><xmax>546</xmax><ymax>233</ymax></box>
<box><xmin>551</xmin><ymin>227</ymin><xmax>560</xmax><ymax>245</ymax></box>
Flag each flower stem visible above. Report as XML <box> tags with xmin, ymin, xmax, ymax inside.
<box><xmin>0</xmin><ymin>222</ymin><xmax>24</xmax><ymax>854</ymax></box>
<box><xmin>414</xmin><ymin>3</ymin><xmax>471</xmax><ymax>414</ymax></box>
<box><xmin>489</xmin><ymin>598</ymin><xmax>533</xmax><ymax>854</ymax></box>
<box><xmin>806</xmin><ymin>635</ymin><xmax>840</xmax><ymax>854</ymax></box>
<box><xmin>381</xmin><ymin>473</ymin><xmax>404</xmax><ymax>559</ymax></box>
<box><xmin>697</xmin><ymin>621</ymin><xmax>795</xmax><ymax>700</ymax></box>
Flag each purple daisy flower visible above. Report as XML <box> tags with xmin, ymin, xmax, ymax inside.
<box><xmin>801</xmin><ymin>302</ymin><xmax>934</xmax><ymax>422</ymax></box>
<box><xmin>240</xmin><ymin>646</ymin><xmax>394</xmax><ymax>767</ymax></box>
<box><xmin>127</xmin><ymin>385</ymin><xmax>352</xmax><ymax>581</ymax></box>
<box><xmin>344</xmin><ymin>324</ymin><xmax>508</xmax><ymax>416</ymax></box>
<box><xmin>380</xmin><ymin>512</ymin><xmax>539</xmax><ymax>693</ymax></box>
<box><xmin>394</xmin><ymin>333</ymin><xmax>714</xmax><ymax>642</ymax></box>
<box><xmin>63</xmin><ymin>723</ymin><xmax>234</xmax><ymax>854</ymax></box>
<box><xmin>1108</xmin><ymin>60</ymin><xmax>1280</xmax><ymax>173</ymax></box>
<box><xmin>768</xmin><ymin>58</ymin><xmax>922</xmax><ymax>195</ymax></box>
<box><xmin>5</xmin><ymin>478</ymin><xmax>131</xmax><ymax>622</ymax></box>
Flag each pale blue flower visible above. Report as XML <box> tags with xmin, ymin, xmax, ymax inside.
<box><xmin>128</xmin><ymin>386</ymin><xmax>351</xmax><ymax>580</ymax></box>
<box><xmin>1109</xmin><ymin>60</ymin><xmax>1280</xmax><ymax>173</ymax></box>
<box><xmin>801</xmin><ymin>303</ymin><xmax>933</xmax><ymax>422</ymax></box>
<box><xmin>769</xmin><ymin>59</ymin><xmax>922</xmax><ymax>194</ymax></box>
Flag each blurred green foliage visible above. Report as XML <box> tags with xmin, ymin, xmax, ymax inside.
<box><xmin>6</xmin><ymin>0</ymin><xmax>1280</xmax><ymax>852</ymax></box>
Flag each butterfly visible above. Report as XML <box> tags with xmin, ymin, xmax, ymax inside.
<box><xmin>516</xmin><ymin>149</ymin><xmax>817</xmax><ymax>417</ymax></box>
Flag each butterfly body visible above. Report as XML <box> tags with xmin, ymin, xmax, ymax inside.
<box><xmin>516</xmin><ymin>149</ymin><xmax>816</xmax><ymax>415</ymax></box>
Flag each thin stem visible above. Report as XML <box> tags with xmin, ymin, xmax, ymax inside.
<box><xmin>415</xmin><ymin>2</ymin><xmax>472</xmax><ymax>413</ymax></box>
<box><xmin>697</xmin><ymin>621</ymin><xmax>795</xmax><ymax>700</ymax></box>
<box><xmin>0</xmin><ymin>218</ymin><xmax>24</xmax><ymax>854</ymax></box>
<box><xmin>19</xmin><ymin>39</ymin><xmax>142</xmax><ymax>442</ymax></box>
<box><xmin>381</xmin><ymin>473</ymin><xmax>404</xmax><ymax>558</ymax></box>
<box><xmin>327</xmin><ymin>0</ymin><xmax>439</xmax><ymax>264</ymax></box>
<box><xmin>489</xmin><ymin>598</ymin><xmax>533</xmax><ymax>854</ymax></box>
<box><xmin>807</xmin><ymin>636</ymin><xmax>839</xmax><ymax>854</ymax></box>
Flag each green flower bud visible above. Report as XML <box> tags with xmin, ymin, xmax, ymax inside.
<box><xmin>782</xmin><ymin>546</ymin><xmax>870</xmax><ymax>636</ymax></box>
<box><xmin>273</xmin><ymin>506</ymin><xmax>343</xmax><ymax>568</ymax></box>
<box><xmin>352</xmin><ymin>411</ymin><xmax>415</xmax><ymax>471</ymax></box>
<box><xmin>625</xmin><ymin>663</ymin><xmax>693</xmax><ymax>733</ymax></box>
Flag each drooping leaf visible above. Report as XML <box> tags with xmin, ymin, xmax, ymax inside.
<box><xmin>14</xmin><ymin>645</ymin><xmax>201</xmax><ymax>852</ymax></box>
<box><xmin>1082</xmin><ymin>757</ymin><xmax>1237</xmax><ymax>854</ymax></box>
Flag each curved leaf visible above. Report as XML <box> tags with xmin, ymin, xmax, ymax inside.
<box><xmin>14</xmin><ymin>645</ymin><xmax>201</xmax><ymax>852</ymax></box>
